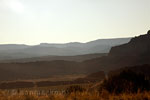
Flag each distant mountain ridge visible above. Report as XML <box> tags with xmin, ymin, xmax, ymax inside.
<box><xmin>0</xmin><ymin>38</ymin><xmax>131</xmax><ymax>60</ymax></box>
<box><xmin>0</xmin><ymin>31</ymin><xmax>149</xmax><ymax>81</ymax></box>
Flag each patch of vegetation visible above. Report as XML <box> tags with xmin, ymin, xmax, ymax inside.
<box><xmin>0</xmin><ymin>90</ymin><xmax>150</xmax><ymax>100</ymax></box>
<box><xmin>99</xmin><ymin>70</ymin><xmax>150</xmax><ymax>94</ymax></box>
<box><xmin>65</xmin><ymin>85</ymin><xmax>86</xmax><ymax>94</ymax></box>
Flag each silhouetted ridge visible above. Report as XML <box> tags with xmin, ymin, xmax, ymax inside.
<box><xmin>82</xmin><ymin>30</ymin><xmax>150</xmax><ymax>72</ymax></box>
<box><xmin>109</xmin><ymin>30</ymin><xmax>150</xmax><ymax>56</ymax></box>
<box><xmin>147</xmin><ymin>30</ymin><xmax>150</xmax><ymax>34</ymax></box>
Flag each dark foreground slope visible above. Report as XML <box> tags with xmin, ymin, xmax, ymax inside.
<box><xmin>0</xmin><ymin>61</ymin><xmax>83</xmax><ymax>81</ymax></box>
<box><xmin>109</xmin><ymin>64</ymin><xmax>150</xmax><ymax>78</ymax></box>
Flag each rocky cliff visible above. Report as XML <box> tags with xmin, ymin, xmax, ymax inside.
<box><xmin>83</xmin><ymin>30</ymin><xmax>150</xmax><ymax>72</ymax></box>
<box><xmin>109</xmin><ymin>30</ymin><xmax>150</xmax><ymax>56</ymax></box>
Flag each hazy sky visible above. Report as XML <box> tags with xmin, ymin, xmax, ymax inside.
<box><xmin>0</xmin><ymin>0</ymin><xmax>150</xmax><ymax>45</ymax></box>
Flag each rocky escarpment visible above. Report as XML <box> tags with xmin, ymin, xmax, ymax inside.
<box><xmin>82</xmin><ymin>30</ymin><xmax>150</xmax><ymax>72</ymax></box>
<box><xmin>109</xmin><ymin>30</ymin><xmax>150</xmax><ymax>56</ymax></box>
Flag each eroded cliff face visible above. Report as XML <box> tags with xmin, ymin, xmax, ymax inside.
<box><xmin>109</xmin><ymin>30</ymin><xmax>150</xmax><ymax>57</ymax></box>
<box><xmin>82</xmin><ymin>30</ymin><xmax>150</xmax><ymax>72</ymax></box>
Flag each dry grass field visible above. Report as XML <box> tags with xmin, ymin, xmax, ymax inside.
<box><xmin>0</xmin><ymin>68</ymin><xmax>150</xmax><ymax>100</ymax></box>
<box><xmin>0</xmin><ymin>89</ymin><xmax>150</xmax><ymax>100</ymax></box>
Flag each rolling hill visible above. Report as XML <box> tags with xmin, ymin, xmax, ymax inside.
<box><xmin>1</xmin><ymin>53</ymin><xmax>107</xmax><ymax>63</ymax></box>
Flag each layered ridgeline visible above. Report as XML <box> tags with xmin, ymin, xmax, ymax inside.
<box><xmin>0</xmin><ymin>53</ymin><xmax>107</xmax><ymax>63</ymax></box>
<box><xmin>0</xmin><ymin>31</ymin><xmax>149</xmax><ymax>81</ymax></box>
<box><xmin>0</xmin><ymin>38</ymin><xmax>130</xmax><ymax>60</ymax></box>
<box><xmin>82</xmin><ymin>30</ymin><xmax>150</xmax><ymax>72</ymax></box>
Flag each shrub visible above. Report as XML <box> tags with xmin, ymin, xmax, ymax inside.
<box><xmin>65</xmin><ymin>85</ymin><xmax>86</xmax><ymax>94</ymax></box>
<box><xmin>99</xmin><ymin>70</ymin><xmax>150</xmax><ymax>94</ymax></box>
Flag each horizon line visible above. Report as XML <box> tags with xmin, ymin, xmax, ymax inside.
<box><xmin>0</xmin><ymin>36</ymin><xmax>132</xmax><ymax>46</ymax></box>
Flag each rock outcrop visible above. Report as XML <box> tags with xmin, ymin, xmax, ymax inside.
<box><xmin>83</xmin><ymin>30</ymin><xmax>150</xmax><ymax>72</ymax></box>
<box><xmin>109</xmin><ymin>30</ymin><xmax>150</xmax><ymax>56</ymax></box>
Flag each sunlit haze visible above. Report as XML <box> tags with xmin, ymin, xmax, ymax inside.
<box><xmin>0</xmin><ymin>0</ymin><xmax>150</xmax><ymax>45</ymax></box>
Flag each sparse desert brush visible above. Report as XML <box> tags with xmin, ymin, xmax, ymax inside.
<box><xmin>0</xmin><ymin>82</ymin><xmax>150</xmax><ymax>100</ymax></box>
<box><xmin>109</xmin><ymin>92</ymin><xmax>150</xmax><ymax>100</ymax></box>
<box><xmin>99</xmin><ymin>70</ymin><xmax>150</xmax><ymax>94</ymax></box>
<box><xmin>0</xmin><ymin>90</ymin><xmax>150</xmax><ymax>100</ymax></box>
<box><xmin>65</xmin><ymin>85</ymin><xmax>86</xmax><ymax>94</ymax></box>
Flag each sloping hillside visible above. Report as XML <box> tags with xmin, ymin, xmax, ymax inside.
<box><xmin>0</xmin><ymin>61</ymin><xmax>83</xmax><ymax>81</ymax></box>
<box><xmin>108</xmin><ymin>64</ymin><xmax>150</xmax><ymax>78</ymax></box>
<box><xmin>1</xmin><ymin>53</ymin><xmax>107</xmax><ymax>63</ymax></box>
<box><xmin>82</xmin><ymin>30</ymin><xmax>150</xmax><ymax>72</ymax></box>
